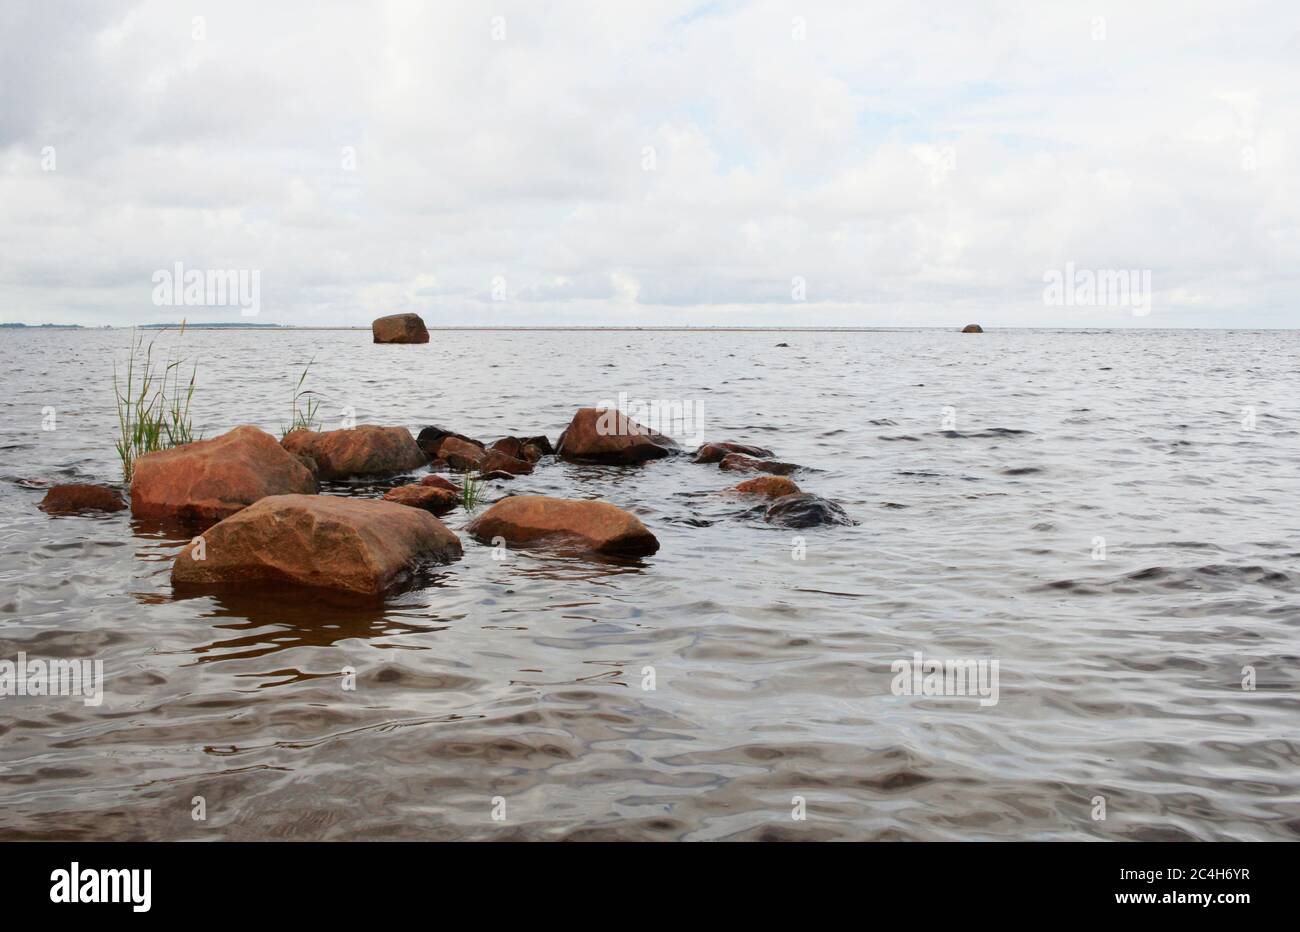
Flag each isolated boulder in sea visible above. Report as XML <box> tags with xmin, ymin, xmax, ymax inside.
<box><xmin>718</xmin><ymin>453</ymin><xmax>799</xmax><ymax>476</ymax></box>
<box><xmin>693</xmin><ymin>441</ymin><xmax>775</xmax><ymax>464</ymax></box>
<box><xmin>383</xmin><ymin>483</ymin><xmax>458</xmax><ymax>516</ymax></box>
<box><xmin>732</xmin><ymin>476</ymin><xmax>800</xmax><ymax>499</ymax></box>
<box><xmin>763</xmin><ymin>493</ymin><xmax>852</xmax><ymax>528</ymax></box>
<box><xmin>132</xmin><ymin>425</ymin><xmax>316</xmax><ymax>525</ymax></box>
<box><xmin>961</xmin><ymin>324</ymin><xmax>984</xmax><ymax>333</ymax></box>
<box><xmin>372</xmin><ymin>313</ymin><xmax>430</xmax><ymax>344</ymax></box>
<box><xmin>38</xmin><ymin>484</ymin><xmax>127</xmax><ymax>515</ymax></box>
<box><xmin>419</xmin><ymin>474</ymin><xmax>460</xmax><ymax>493</ymax></box>
<box><xmin>172</xmin><ymin>494</ymin><xmax>461</xmax><ymax>596</ymax></box>
<box><xmin>479</xmin><ymin>450</ymin><xmax>534</xmax><ymax>476</ymax></box>
<box><xmin>281</xmin><ymin>425</ymin><xmax>426</xmax><ymax>480</ymax></box>
<box><xmin>466</xmin><ymin>494</ymin><xmax>659</xmax><ymax>557</ymax></box>
<box><xmin>555</xmin><ymin>408</ymin><xmax>679</xmax><ymax>464</ymax></box>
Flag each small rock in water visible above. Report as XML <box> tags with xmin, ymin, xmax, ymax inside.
<box><xmin>763</xmin><ymin>493</ymin><xmax>853</xmax><ymax>528</ymax></box>
<box><xmin>372</xmin><ymin>313</ymin><xmax>430</xmax><ymax>344</ymax></box>
<box><xmin>775</xmin><ymin>342</ymin><xmax>790</xmax><ymax>347</ymax></box>
<box><xmin>416</xmin><ymin>426</ymin><xmax>484</xmax><ymax>458</ymax></box>
<box><xmin>383</xmin><ymin>483</ymin><xmax>458</xmax><ymax>516</ymax></box>
<box><xmin>466</xmin><ymin>494</ymin><xmax>659</xmax><ymax>557</ymax></box>
<box><xmin>693</xmin><ymin>441</ymin><xmax>775</xmax><ymax>463</ymax></box>
<box><xmin>732</xmin><ymin>476</ymin><xmax>800</xmax><ymax>499</ymax></box>
<box><xmin>419</xmin><ymin>474</ymin><xmax>460</xmax><ymax>493</ymax></box>
<box><xmin>479</xmin><ymin>450</ymin><xmax>534</xmax><ymax>476</ymax></box>
<box><xmin>555</xmin><ymin>408</ymin><xmax>679</xmax><ymax>464</ymax></box>
<box><xmin>961</xmin><ymin>324</ymin><xmax>984</xmax><ymax>333</ymax></box>
<box><xmin>718</xmin><ymin>453</ymin><xmax>799</xmax><ymax>476</ymax></box>
<box><xmin>39</xmin><ymin>483</ymin><xmax>127</xmax><ymax>515</ymax></box>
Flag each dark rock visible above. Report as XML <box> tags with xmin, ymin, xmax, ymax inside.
<box><xmin>416</xmin><ymin>426</ymin><xmax>484</xmax><ymax>457</ymax></box>
<box><xmin>693</xmin><ymin>441</ymin><xmax>775</xmax><ymax>463</ymax></box>
<box><xmin>763</xmin><ymin>493</ymin><xmax>853</xmax><ymax>528</ymax></box>
<box><xmin>718</xmin><ymin>453</ymin><xmax>799</xmax><ymax>476</ymax></box>
<box><xmin>372</xmin><ymin>313</ymin><xmax>430</xmax><ymax>344</ymax></box>
<box><xmin>961</xmin><ymin>324</ymin><xmax>984</xmax><ymax>333</ymax></box>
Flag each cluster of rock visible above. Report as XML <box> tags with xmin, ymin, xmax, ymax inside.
<box><xmin>37</xmin><ymin>404</ymin><xmax>851</xmax><ymax>597</ymax></box>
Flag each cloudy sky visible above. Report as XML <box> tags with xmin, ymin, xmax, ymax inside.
<box><xmin>2</xmin><ymin>1</ymin><xmax>1298</xmax><ymax>327</ymax></box>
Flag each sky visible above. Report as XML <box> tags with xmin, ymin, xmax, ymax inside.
<box><xmin>1</xmin><ymin>0</ymin><xmax>1298</xmax><ymax>328</ymax></box>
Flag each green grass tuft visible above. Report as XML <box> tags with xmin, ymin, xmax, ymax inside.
<box><xmin>113</xmin><ymin>322</ymin><xmax>198</xmax><ymax>483</ymax></box>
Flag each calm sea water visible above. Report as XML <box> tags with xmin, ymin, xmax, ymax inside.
<box><xmin>1</xmin><ymin>327</ymin><xmax>1297</xmax><ymax>840</ymax></box>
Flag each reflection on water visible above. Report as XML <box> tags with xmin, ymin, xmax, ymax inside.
<box><xmin>1</xmin><ymin>327</ymin><xmax>1299</xmax><ymax>840</ymax></box>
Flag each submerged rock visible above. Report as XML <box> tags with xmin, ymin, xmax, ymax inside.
<box><xmin>282</xmin><ymin>425</ymin><xmax>426</xmax><ymax>480</ymax></box>
<box><xmin>962</xmin><ymin>324</ymin><xmax>984</xmax><ymax>333</ymax></box>
<box><xmin>732</xmin><ymin>476</ymin><xmax>800</xmax><ymax>499</ymax></box>
<box><xmin>372</xmin><ymin>313</ymin><xmax>430</xmax><ymax>344</ymax></box>
<box><xmin>693</xmin><ymin>441</ymin><xmax>775</xmax><ymax>463</ymax></box>
<box><xmin>39</xmin><ymin>484</ymin><xmax>127</xmax><ymax>515</ymax></box>
<box><xmin>172</xmin><ymin>494</ymin><xmax>461</xmax><ymax>596</ymax></box>
<box><xmin>555</xmin><ymin>408</ymin><xmax>679</xmax><ymax>464</ymax></box>
<box><xmin>383</xmin><ymin>483</ymin><xmax>458</xmax><ymax>516</ymax></box>
<box><xmin>763</xmin><ymin>493</ymin><xmax>852</xmax><ymax>528</ymax></box>
<box><xmin>466</xmin><ymin>494</ymin><xmax>659</xmax><ymax>557</ymax></box>
<box><xmin>132</xmin><ymin>425</ymin><xmax>316</xmax><ymax>525</ymax></box>
<box><xmin>718</xmin><ymin>453</ymin><xmax>799</xmax><ymax>476</ymax></box>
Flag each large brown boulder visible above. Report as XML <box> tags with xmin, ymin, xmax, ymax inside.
<box><xmin>466</xmin><ymin>495</ymin><xmax>659</xmax><ymax>557</ymax></box>
<box><xmin>555</xmin><ymin>408</ymin><xmax>679</xmax><ymax>464</ymax></box>
<box><xmin>732</xmin><ymin>476</ymin><xmax>800</xmax><ymax>499</ymax></box>
<box><xmin>961</xmin><ymin>324</ymin><xmax>984</xmax><ymax>333</ymax></box>
<box><xmin>39</xmin><ymin>484</ymin><xmax>127</xmax><ymax>515</ymax></box>
<box><xmin>383</xmin><ymin>483</ymin><xmax>458</xmax><ymax>516</ymax></box>
<box><xmin>718</xmin><ymin>453</ymin><xmax>799</xmax><ymax>476</ymax></box>
<box><xmin>372</xmin><ymin>313</ymin><xmax>430</xmax><ymax>344</ymax></box>
<box><xmin>172</xmin><ymin>494</ymin><xmax>461</xmax><ymax>596</ymax></box>
<box><xmin>131</xmin><ymin>426</ymin><xmax>316</xmax><ymax>525</ymax></box>
<box><xmin>693</xmin><ymin>441</ymin><xmax>775</xmax><ymax>463</ymax></box>
<box><xmin>282</xmin><ymin>425</ymin><xmax>426</xmax><ymax>480</ymax></box>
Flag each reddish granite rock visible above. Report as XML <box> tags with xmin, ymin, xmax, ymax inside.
<box><xmin>718</xmin><ymin>453</ymin><xmax>799</xmax><ymax>476</ymax></box>
<box><xmin>731</xmin><ymin>476</ymin><xmax>800</xmax><ymax>499</ymax></box>
<box><xmin>39</xmin><ymin>484</ymin><xmax>127</xmax><ymax>515</ymax></box>
<box><xmin>281</xmin><ymin>425</ymin><xmax>426</xmax><ymax>480</ymax></box>
<box><xmin>372</xmin><ymin>313</ymin><xmax>430</xmax><ymax>344</ymax></box>
<box><xmin>435</xmin><ymin>436</ymin><xmax>487</xmax><ymax>471</ymax></box>
<box><xmin>419</xmin><ymin>474</ymin><xmax>460</xmax><ymax>493</ymax></box>
<box><xmin>961</xmin><ymin>324</ymin><xmax>984</xmax><ymax>333</ymax></box>
<box><xmin>172</xmin><ymin>494</ymin><xmax>461</xmax><ymax>596</ymax></box>
<box><xmin>416</xmin><ymin>426</ymin><xmax>483</xmax><ymax>457</ymax></box>
<box><xmin>131</xmin><ymin>425</ymin><xmax>316</xmax><ymax>525</ymax></box>
<box><xmin>479</xmin><ymin>450</ymin><xmax>533</xmax><ymax>476</ymax></box>
<box><xmin>693</xmin><ymin>441</ymin><xmax>775</xmax><ymax>463</ymax></box>
<box><xmin>383</xmin><ymin>483</ymin><xmax>458</xmax><ymax>516</ymax></box>
<box><xmin>466</xmin><ymin>495</ymin><xmax>659</xmax><ymax>557</ymax></box>
<box><xmin>555</xmin><ymin>408</ymin><xmax>679</xmax><ymax>464</ymax></box>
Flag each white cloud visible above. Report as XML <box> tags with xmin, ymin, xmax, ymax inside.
<box><xmin>1</xmin><ymin>0</ymin><xmax>1298</xmax><ymax>327</ymax></box>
